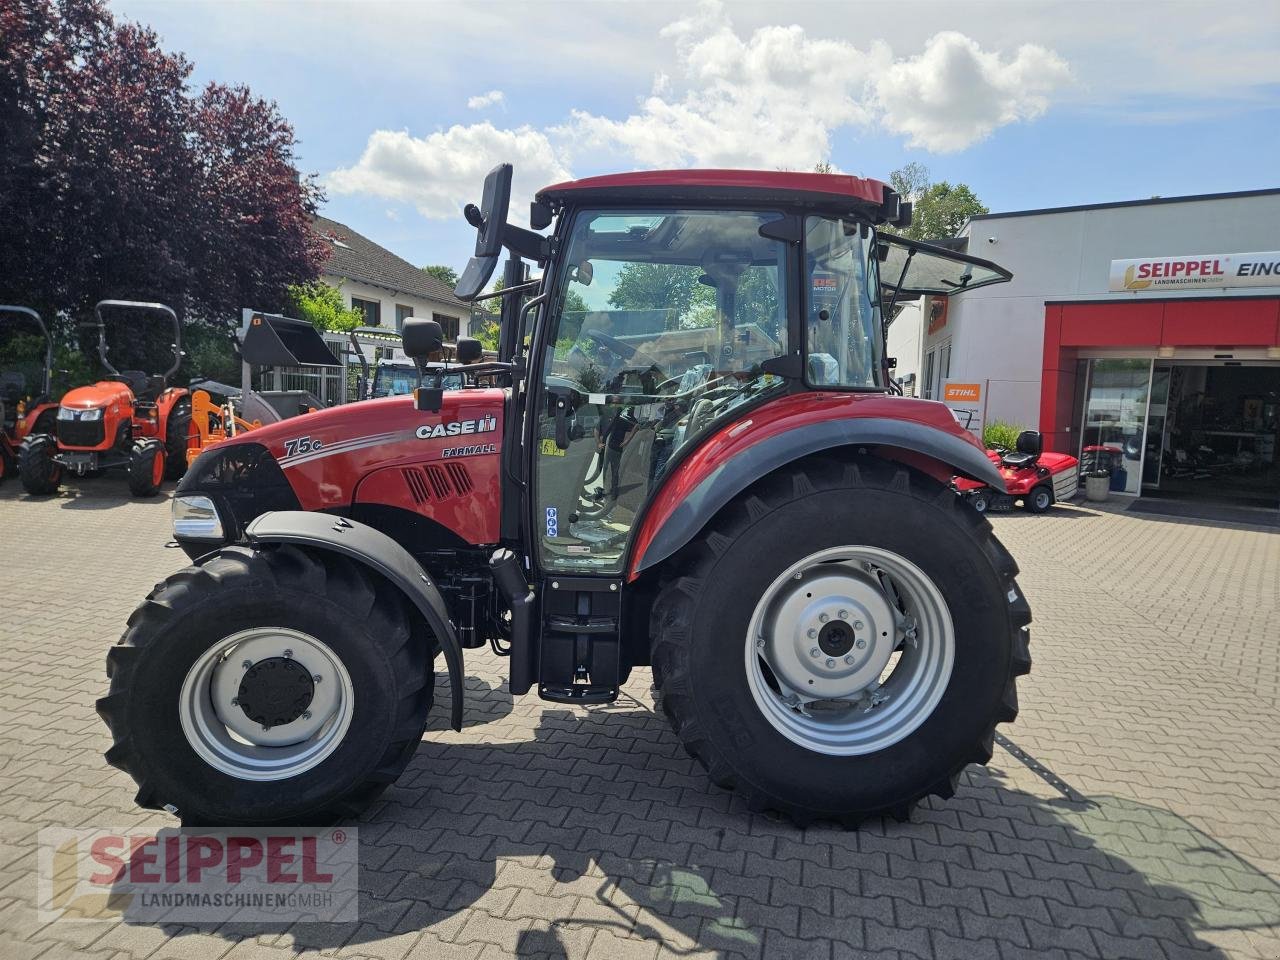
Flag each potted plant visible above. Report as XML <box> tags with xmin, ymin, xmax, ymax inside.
<box><xmin>1084</xmin><ymin>468</ymin><xmax>1110</xmax><ymax>502</ymax></box>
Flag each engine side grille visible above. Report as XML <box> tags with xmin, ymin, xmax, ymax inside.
<box><xmin>425</xmin><ymin>465</ymin><xmax>451</xmax><ymax>500</ymax></box>
<box><xmin>402</xmin><ymin>468</ymin><xmax>431</xmax><ymax>505</ymax></box>
<box><xmin>57</xmin><ymin>419</ymin><xmax>106</xmax><ymax>448</ymax></box>
<box><xmin>445</xmin><ymin>462</ymin><xmax>473</xmax><ymax>494</ymax></box>
<box><xmin>401</xmin><ymin>463</ymin><xmax>474</xmax><ymax>504</ymax></box>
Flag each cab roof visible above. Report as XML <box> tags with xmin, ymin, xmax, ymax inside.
<box><xmin>537</xmin><ymin>169</ymin><xmax>892</xmax><ymax>214</ymax></box>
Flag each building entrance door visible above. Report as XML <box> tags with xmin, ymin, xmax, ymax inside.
<box><xmin>1143</xmin><ymin>362</ymin><xmax>1280</xmax><ymax>508</ymax></box>
<box><xmin>1078</xmin><ymin>358</ymin><xmax>1152</xmax><ymax>496</ymax></box>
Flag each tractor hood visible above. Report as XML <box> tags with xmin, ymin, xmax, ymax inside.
<box><xmin>59</xmin><ymin>381</ymin><xmax>132</xmax><ymax>411</ymax></box>
<box><xmin>180</xmin><ymin>388</ymin><xmax>507</xmax><ymax>512</ymax></box>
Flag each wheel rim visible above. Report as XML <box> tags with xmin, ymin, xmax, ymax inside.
<box><xmin>179</xmin><ymin>627</ymin><xmax>355</xmax><ymax>780</ymax></box>
<box><xmin>972</xmin><ymin>495</ymin><xmax>987</xmax><ymax>512</ymax></box>
<box><xmin>744</xmin><ymin>546</ymin><xmax>955</xmax><ymax>756</ymax></box>
<box><xmin>151</xmin><ymin>450</ymin><xmax>164</xmax><ymax>486</ymax></box>
<box><xmin>1035</xmin><ymin>489</ymin><xmax>1051</xmax><ymax>509</ymax></box>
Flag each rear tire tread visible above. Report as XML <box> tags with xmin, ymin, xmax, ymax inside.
<box><xmin>650</xmin><ymin>454</ymin><xmax>1031</xmax><ymax>827</ymax></box>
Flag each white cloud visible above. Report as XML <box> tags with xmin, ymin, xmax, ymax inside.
<box><xmin>327</xmin><ymin>3</ymin><xmax>1073</xmax><ymax>216</ymax></box>
<box><xmin>559</xmin><ymin>2</ymin><xmax>1070</xmax><ymax>167</ymax></box>
<box><xmin>326</xmin><ymin>124</ymin><xmax>571</xmax><ymax>220</ymax></box>
<box><xmin>467</xmin><ymin>90</ymin><xmax>505</xmax><ymax>110</ymax></box>
<box><xmin>872</xmin><ymin>32</ymin><xmax>1071</xmax><ymax>152</ymax></box>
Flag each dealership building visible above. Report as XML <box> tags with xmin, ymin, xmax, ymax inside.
<box><xmin>890</xmin><ymin>188</ymin><xmax>1280</xmax><ymax>508</ymax></box>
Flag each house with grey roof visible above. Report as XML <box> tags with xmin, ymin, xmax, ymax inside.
<box><xmin>313</xmin><ymin>216</ymin><xmax>471</xmax><ymax>340</ymax></box>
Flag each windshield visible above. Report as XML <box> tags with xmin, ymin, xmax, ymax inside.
<box><xmin>533</xmin><ymin>207</ymin><xmax>790</xmax><ymax>573</ymax></box>
<box><xmin>804</xmin><ymin>217</ymin><xmax>881</xmax><ymax>388</ymax></box>
<box><xmin>370</xmin><ymin>365</ymin><xmax>462</xmax><ymax>398</ymax></box>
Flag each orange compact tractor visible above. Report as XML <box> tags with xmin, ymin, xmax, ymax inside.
<box><xmin>0</xmin><ymin>306</ymin><xmax>60</xmax><ymax>483</ymax></box>
<box><xmin>19</xmin><ymin>300</ymin><xmax>190</xmax><ymax>497</ymax></box>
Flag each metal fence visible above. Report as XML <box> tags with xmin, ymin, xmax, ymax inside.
<box><xmin>253</xmin><ymin>332</ymin><xmax>353</xmax><ymax>406</ymax></box>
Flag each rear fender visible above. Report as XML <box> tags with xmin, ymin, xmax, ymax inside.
<box><xmin>628</xmin><ymin>415</ymin><xmax>1007</xmax><ymax>578</ymax></box>
<box><xmin>245</xmin><ymin>511</ymin><xmax>465</xmax><ymax>731</ymax></box>
<box><xmin>154</xmin><ymin>387</ymin><xmax>188</xmax><ymax>429</ymax></box>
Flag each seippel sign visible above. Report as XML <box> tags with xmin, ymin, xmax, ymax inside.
<box><xmin>1109</xmin><ymin>251</ymin><xmax>1280</xmax><ymax>292</ymax></box>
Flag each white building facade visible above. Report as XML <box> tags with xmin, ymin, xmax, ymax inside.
<box><xmin>897</xmin><ymin>189</ymin><xmax>1280</xmax><ymax>507</ymax></box>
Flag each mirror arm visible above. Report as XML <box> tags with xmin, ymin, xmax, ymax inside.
<box><xmin>470</xmin><ymin>277</ymin><xmax>541</xmax><ymax>303</ymax></box>
<box><xmin>503</xmin><ymin>224</ymin><xmax>551</xmax><ymax>264</ymax></box>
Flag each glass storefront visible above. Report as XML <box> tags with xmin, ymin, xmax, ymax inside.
<box><xmin>1074</xmin><ymin>357</ymin><xmax>1280</xmax><ymax>507</ymax></box>
<box><xmin>1078</xmin><ymin>358</ymin><xmax>1152</xmax><ymax>496</ymax></box>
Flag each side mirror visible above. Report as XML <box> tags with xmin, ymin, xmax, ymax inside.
<box><xmin>456</xmin><ymin>337</ymin><xmax>483</xmax><ymax>364</ymax></box>
<box><xmin>401</xmin><ymin>318</ymin><xmax>443</xmax><ymax>360</ymax></box>
<box><xmin>455</xmin><ymin>164</ymin><xmax>513</xmax><ymax>300</ymax></box>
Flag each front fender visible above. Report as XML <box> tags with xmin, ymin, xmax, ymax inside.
<box><xmin>245</xmin><ymin>511</ymin><xmax>465</xmax><ymax>731</ymax></box>
<box><xmin>629</xmin><ymin>414</ymin><xmax>1007</xmax><ymax>578</ymax></box>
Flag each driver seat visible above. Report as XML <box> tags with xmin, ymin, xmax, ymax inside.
<box><xmin>1001</xmin><ymin>430</ymin><xmax>1042</xmax><ymax>469</ymax></box>
<box><xmin>111</xmin><ymin>370</ymin><xmax>162</xmax><ymax>398</ymax></box>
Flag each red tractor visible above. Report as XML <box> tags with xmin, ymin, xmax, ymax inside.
<box><xmin>0</xmin><ymin>305</ymin><xmax>61</xmax><ymax>483</ymax></box>
<box><xmin>20</xmin><ymin>300</ymin><xmax>190</xmax><ymax>497</ymax></box>
<box><xmin>99</xmin><ymin>166</ymin><xmax>1030</xmax><ymax>827</ymax></box>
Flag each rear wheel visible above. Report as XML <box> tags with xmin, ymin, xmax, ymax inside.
<box><xmin>18</xmin><ymin>433</ymin><xmax>61</xmax><ymax>495</ymax></box>
<box><xmin>164</xmin><ymin>396</ymin><xmax>191</xmax><ymax>480</ymax></box>
<box><xmin>127</xmin><ymin>438</ymin><xmax>166</xmax><ymax>497</ymax></box>
<box><xmin>1023</xmin><ymin>484</ymin><xmax>1053</xmax><ymax>513</ymax></box>
<box><xmin>651</xmin><ymin>456</ymin><xmax>1031</xmax><ymax>825</ymax></box>
<box><xmin>96</xmin><ymin>545</ymin><xmax>435</xmax><ymax>825</ymax></box>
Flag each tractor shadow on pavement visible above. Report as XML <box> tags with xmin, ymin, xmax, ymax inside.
<box><xmin>110</xmin><ymin>691</ymin><xmax>1279</xmax><ymax>959</ymax></box>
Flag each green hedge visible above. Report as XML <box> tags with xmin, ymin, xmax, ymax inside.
<box><xmin>983</xmin><ymin>420</ymin><xmax>1026</xmax><ymax>451</ymax></box>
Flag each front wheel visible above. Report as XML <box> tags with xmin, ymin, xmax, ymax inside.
<box><xmin>127</xmin><ymin>439</ymin><xmax>166</xmax><ymax>497</ymax></box>
<box><xmin>97</xmin><ymin>546</ymin><xmax>435</xmax><ymax>825</ymax></box>
<box><xmin>18</xmin><ymin>433</ymin><xmax>61</xmax><ymax>495</ymax></box>
<box><xmin>1023</xmin><ymin>484</ymin><xmax>1053</xmax><ymax>514</ymax></box>
<box><xmin>651</xmin><ymin>456</ymin><xmax>1031</xmax><ymax>825</ymax></box>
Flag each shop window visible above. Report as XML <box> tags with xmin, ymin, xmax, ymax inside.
<box><xmin>923</xmin><ymin>350</ymin><xmax>936</xmax><ymax>400</ymax></box>
<box><xmin>395</xmin><ymin>304</ymin><xmax>414</xmax><ymax>330</ymax></box>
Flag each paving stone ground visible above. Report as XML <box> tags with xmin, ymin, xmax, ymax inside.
<box><xmin>1</xmin><ymin>477</ymin><xmax>1278</xmax><ymax>960</ymax></box>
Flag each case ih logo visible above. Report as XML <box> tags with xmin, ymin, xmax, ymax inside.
<box><xmin>1110</xmin><ymin>251</ymin><xmax>1280</xmax><ymax>291</ymax></box>
<box><xmin>37</xmin><ymin>827</ymin><xmax>357</xmax><ymax>923</ymax></box>
<box><xmin>415</xmin><ymin>416</ymin><xmax>498</xmax><ymax>440</ymax></box>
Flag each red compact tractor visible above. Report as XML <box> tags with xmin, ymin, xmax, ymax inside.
<box><xmin>954</xmin><ymin>430</ymin><xmax>1080</xmax><ymax>513</ymax></box>
<box><xmin>0</xmin><ymin>306</ymin><xmax>60</xmax><ymax>482</ymax></box>
<box><xmin>99</xmin><ymin>166</ymin><xmax>1030</xmax><ymax>827</ymax></box>
<box><xmin>20</xmin><ymin>300</ymin><xmax>190</xmax><ymax>498</ymax></box>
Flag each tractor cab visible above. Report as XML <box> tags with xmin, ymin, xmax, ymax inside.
<box><xmin>441</xmin><ymin>166</ymin><xmax>1011</xmax><ymax>583</ymax></box>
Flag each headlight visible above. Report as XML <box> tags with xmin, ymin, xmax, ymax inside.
<box><xmin>57</xmin><ymin>406</ymin><xmax>76</xmax><ymax>421</ymax></box>
<box><xmin>80</xmin><ymin>407</ymin><xmax>104</xmax><ymax>421</ymax></box>
<box><xmin>172</xmin><ymin>495</ymin><xmax>224</xmax><ymax>540</ymax></box>
<box><xmin>57</xmin><ymin>406</ymin><xmax>104</xmax><ymax>421</ymax></box>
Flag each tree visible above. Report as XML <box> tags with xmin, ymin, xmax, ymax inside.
<box><xmin>909</xmin><ymin>182</ymin><xmax>989</xmax><ymax>241</ymax></box>
<box><xmin>608</xmin><ymin>263</ymin><xmax>714</xmax><ymax>328</ymax></box>
<box><xmin>286</xmin><ymin>282</ymin><xmax>363</xmax><ymax>333</ymax></box>
<box><xmin>888</xmin><ymin>162</ymin><xmax>931</xmax><ymax>202</ymax></box>
<box><xmin>886</xmin><ymin>164</ymin><xmax>988</xmax><ymax>240</ymax></box>
<box><xmin>422</xmin><ymin>264</ymin><xmax>459</xmax><ymax>289</ymax></box>
<box><xmin>0</xmin><ymin>0</ymin><xmax>325</xmax><ymax>377</ymax></box>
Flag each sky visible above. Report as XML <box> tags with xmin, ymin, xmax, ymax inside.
<box><xmin>110</xmin><ymin>0</ymin><xmax>1280</xmax><ymax>273</ymax></box>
